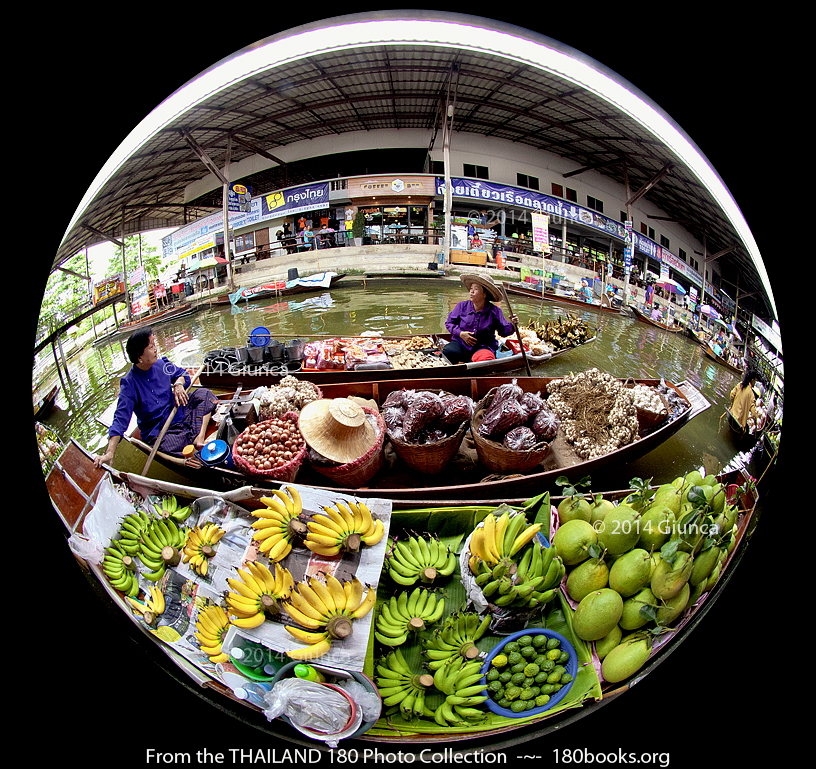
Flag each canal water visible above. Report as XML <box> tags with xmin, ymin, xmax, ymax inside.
<box><xmin>39</xmin><ymin>278</ymin><xmax>773</xmax><ymax>492</ymax></box>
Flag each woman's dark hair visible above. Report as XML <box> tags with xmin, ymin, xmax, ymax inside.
<box><xmin>740</xmin><ymin>367</ymin><xmax>757</xmax><ymax>390</ymax></box>
<box><xmin>126</xmin><ymin>327</ymin><xmax>154</xmax><ymax>364</ymax></box>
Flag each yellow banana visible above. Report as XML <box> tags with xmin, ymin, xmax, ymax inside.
<box><xmin>469</xmin><ymin>527</ymin><xmax>490</xmax><ymax>563</ymax></box>
<box><xmin>296</xmin><ymin>581</ymin><xmax>331</xmax><ymax>618</ymax></box>
<box><xmin>495</xmin><ymin>512</ymin><xmax>510</xmax><ymax>557</ymax></box>
<box><xmin>483</xmin><ymin>514</ymin><xmax>499</xmax><ymax>563</ymax></box>
<box><xmin>286</xmin><ymin>637</ymin><xmax>332</xmax><ymax>660</ymax></box>
<box><xmin>304</xmin><ymin>541</ymin><xmax>342</xmax><ymax>557</ymax></box>
<box><xmin>259</xmin><ymin>496</ymin><xmax>290</xmax><ymax>518</ymax></box>
<box><xmin>334</xmin><ymin>502</ymin><xmax>356</xmax><ymax>530</ymax></box>
<box><xmin>344</xmin><ymin>576</ymin><xmax>364</xmax><ymax>613</ymax></box>
<box><xmin>227</xmin><ymin>577</ymin><xmax>261</xmax><ymax>600</ymax></box>
<box><xmin>266</xmin><ymin>488</ymin><xmax>295</xmax><ymax>515</ymax></box>
<box><xmin>285</xmin><ymin>626</ymin><xmax>330</xmax><ymax>645</ymax></box>
<box><xmin>282</xmin><ymin>601</ymin><xmax>324</xmax><ymax>629</ymax></box>
<box><xmin>509</xmin><ymin>523</ymin><xmax>542</xmax><ymax>557</ymax></box>
<box><xmin>362</xmin><ymin>518</ymin><xmax>385</xmax><ymax>546</ymax></box>
<box><xmin>350</xmin><ymin>586</ymin><xmax>377</xmax><ymax>619</ymax></box>
<box><xmin>319</xmin><ymin>506</ymin><xmax>349</xmax><ymax>532</ymax></box>
<box><xmin>306</xmin><ymin>519</ymin><xmax>343</xmax><ymax>540</ymax></box>
<box><xmin>325</xmin><ymin>573</ymin><xmax>347</xmax><ymax>612</ymax></box>
<box><xmin>309</xmin><ymin>578</ymin><xmax>336</xmax><ymax>614</ymax></box>
<box><xmin>235</xmin><ymin>567</ymin><xmax>264</xmax><ymax>595</ymax></box>
<box><xmin>286</xmin><ymin>486</ymin><xmax>303</xmax><ymax>515</ymax></box>
<box><xmin>231</xmin><ymin>612</ymin><xmax>267</xmax><ymax>629</ymax></box>
<box><xmin>263</xmin><ymin>536</ymin><xmax>293</xmax><ymax>560</ymax></box>
<box><xmin>287</xmin><ymin>589</ymin><xmax>324</xmax><ymax>621</ymax></box>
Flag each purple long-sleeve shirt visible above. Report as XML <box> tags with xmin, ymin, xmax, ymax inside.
<box><xmin>445</xmin><ymin>300</ymin><xmax>514</xmax><ymax>352</ymax></box>
<box><xmin>109</xmin><ymin>357</ymin><xmax>191</xmax><ymax>441</ymax></box>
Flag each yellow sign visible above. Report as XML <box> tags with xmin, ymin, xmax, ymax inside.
<box><xmin>265</xmin><ymin>191</ymin><xmax>285</xmax><ymax>211</ymax></box>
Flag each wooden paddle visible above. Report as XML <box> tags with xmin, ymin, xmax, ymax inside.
<box><xmin>500</xmin><ymin>282</ymin><xmax>532</xmax><ymax>377</ymax></box>
<box><xmin>142</xmin><ymin>363</ymin><xmax>206</xmax><ymax>475</ymax></box>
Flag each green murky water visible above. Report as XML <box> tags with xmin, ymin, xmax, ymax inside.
<box><xmin>36</xmin><ymin>278</ymin><xmax>769</xmax><ymax>489</ymax></box>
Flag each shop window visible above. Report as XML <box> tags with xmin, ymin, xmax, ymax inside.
<box><xmin>464</xmin><ymin>163</ymin><xmax>489</xmax><ymax>179</ymax></box>
<box><xmin>565</xmin><ymin>188</ymin><xmax>577</xmax><ymax>202</ymax></box>
<box><xmin>587</xmin><ymin>195</ymin><xmax>604</xmax><ymax>213</ymax></box>
<box><xmin>641</xmin><ymin>223</ymin><xmax>656</xmax><ymax>240</ymax></box>
<box><xmin>517</xmin><ymin>173</ymin><xmax>539</xmax><ymax>190</ymax></box>
<box><xmin>660</xmin><ymin>235</ymin><xmax>670</xmax><ymax>249</ymax></box>
<box><xmin>551</xmin><ymin>183</ymin><xmax>563</xmax><ymax>198</ymax></box>
<box><xmin>679</xmin><ymin>248</ymin><xmax>687</xmax><ymax>262</ymax></box>
<box><xmin>431</xmin><ymin>160</ymin><xmax>445</xmax><ymax>175</ymax></box>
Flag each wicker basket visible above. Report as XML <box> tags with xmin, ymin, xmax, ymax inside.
<box><xmin>471</xmin><ymin>389</ymin><xmax>551</xmax><ymax>474</ymax></box>
<box><xmin>623</xmin><ymin>380</ymin><xmax>669</xmax><ymax>430</ymax></box>
<box><xmin>231</xmin><ymin>412</ymin><xmax>307</xmax><ymax>482</ymax></box>
<box><xmin>388</xmin><ymin>418</ymin><xmax>470</xmax><ymax>475</ymax></box>
<box><xmin>308</xmin><ymin>406</ymin><xmax>386</xmax><ymax>488</ymax></box>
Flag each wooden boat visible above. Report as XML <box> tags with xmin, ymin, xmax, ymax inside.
<box><xmin>33</xmin><ymin>384</ymin><xmax>58</xmax><ymax>419</ymax></box>
<box><xmin>94</xmin><ymin>302</ymin><xmax>198</xmax><ymax>345</ymax></box>
<box><xmin>703</xmin><ymin>344</ymin><xmax>743</xmax><ymax>375</ymax></box>
<box><xmin>228</xmin><ymin>272</ymin><xmax>348</xmax><ymax>305</ymax></box>
<box><xmin>724</xmin><ymin>407</ymin><xmax>753</xmax><ymax>443</ymax></box>
<box><xmin>505</xmin><ymin>282</ymin><xmax>624</xmax><ymax>315</ymax></box>
<box><xmin>47</xmin><ymin>436</ymin><xmax>758</xmax><ymax>746</ymax></box>
<box><xmin>630</xmin><ymin>305</ymin><xmax>683</xmax><ymax>333</ymax></box>
<box><xmin>197</xmin><ymin>332</ymin><xmax>595</xmax><ymax>389</ymax></box>
<box><xmin>96</xmin><ymin>373</ymin><xmax>709</xmax><ymax>503</ymax></box>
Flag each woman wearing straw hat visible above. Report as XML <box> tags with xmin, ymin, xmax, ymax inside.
<box><xmin>443</xmin><ymin>273</ymin><xmax>518</xmax><ymax>364</ymax></box>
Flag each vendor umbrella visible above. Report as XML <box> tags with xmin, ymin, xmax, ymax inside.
<box><xmin>699</xmin><ymin>305</ymin><xmax>720</xmax><ymax>319</ymax></box>
<box><xmin>656</xmin><ymin>278</ymin><xmax>686</xmax><ymax>294</ymax></box>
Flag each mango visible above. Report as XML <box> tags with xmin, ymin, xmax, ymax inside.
<box><xmin>591</xmin><ymin>498</ymin><xmax>616</xmax><ymax>527</ymax></box>
<box><xmin>690</xmin><ymin>545</ymin><xmax>722</xmax><ymax>586</ymax></box>
<box><xmin>558</xmin><ymin>496</ymin><xmax>592</xmax><ymax>524</ymax></box>
<box><xmin>609</xmin><ymin>548</ymin><xmax>652</xmax><ymax>596</ymax></box>
<box><xmin>650</xmin><ymin>550</ymin><xmax>693</xmax><ymax>600</ymax></box>
<box><xmin>552</xmin><ymin>519</ymin><xmax>598</xmax><ymax>566</ymax></box>
<box><xmin>595</xmin><ymin>504</ymin><xmax>641</xmax><ymax>556</ymax></box>
<box><xmin>637</xmin><ymin>505</ymin><xmax>674</xmax><ymax>552</ymax></box>
<box><xmin>601</xmin><ymin>633</ymin><xmax>652</xmax><ymax>683</ymax></box>
<box><xmin>572</xmin><ymin>588</ymin><xmax>624</xmax><ymax>641</ymax></box>
<box><xmin>655</xmin><ymin>582</ymin><xmax>689</xmax><ymax>626</ymax></box>
<box><xmin>594</xmin><ymin>625</ymin><xmax>622</xmax><ymax>661</ymax></box>
<box><xmin>566</xmin><ymin>557</ymin><xmax>609</xmax><ymax>602</ymax></box>
<box><xmin>619</xmin><ymin>586</ymin><xmax>656</xmax><ymax>631</ymax></box>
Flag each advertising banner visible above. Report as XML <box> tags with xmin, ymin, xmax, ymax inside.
<box><xmin>261</xmin><ymin>182</ymin><xmax>330</xmax><ymax>219</ymax></box>
<box><xmin>531</xmin><ymin>212</ymin><xmax>550</xmax><ymax>253</ymax></box>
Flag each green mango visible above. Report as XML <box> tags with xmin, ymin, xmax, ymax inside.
<box><xmin>591</xmin><ymin>498</ymin><xmax>616</xmax><ymax>527</ymax></box>
<box><xmin>637</xmin><ymin>505</ymin><xmax>674</xmax><ymax>552</ymax></box>
<box><xmin>609</xmin><ymin>548</ymin><xmax>652</xmax><ymax>597</ymax></box>
<box><xmin>552</xmin><ymin>519</ymin><xmax>598</xmax><ymax>566</ymax></box>
<box><xmin>572</xmin><ymin>588</ymin><xmax>624</xmax><ymax>641</ymax></box>
<box><xmin>601</xmin><ymin>633</ymin><xmax>653</xmax><ymax>683</ymax></box>
<box><xmin>566</xmin><ymin>557</ymin><xmax>609</xmax><ymax>603</ymax></box>
<box><xmin>650</xmin><ymin>550</ymin><xmax>693</xmax><ymax>600</ymax></box>
<box><xmin>594</xmin><ymin>625</ymin><xmax>622</xmax><ymax>661</ymax></box>
<box><xmin>558</xmin><ymin>496</ymin><xmax>592</xmax><ymax>524</ymax></box>
<box><xmin>655</xmin><ymin>582</ymin><xmax>690</xmax><ymax>626</ymax></box>
<box><xmin>596</xmin><ymin>504</ymin><xmax>641</xmax><ymax>556</ymax></box>
<box><xmin>619</xmin><ymin>586</ymin><xmax>656</xmax><ymax>631</ymax></box>
<box><xmin>690</xmin><ymin>545</ymin><xmax>722</xmax><ymax>586</ymax></box>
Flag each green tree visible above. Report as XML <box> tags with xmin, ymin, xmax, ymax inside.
<box><xmin>106</xmin><ymin>234</ymin><xmax>161</xmax><ymax>283</ymax></box>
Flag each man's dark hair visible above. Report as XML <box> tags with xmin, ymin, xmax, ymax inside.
<box><xmin>126</xmin><ymin>327</ymin><xmax>154</xmax><ymax>364</ymax></box>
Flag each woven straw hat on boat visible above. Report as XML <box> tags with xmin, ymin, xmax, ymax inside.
<box><xmin>460</xmin><ymin>272</ymin><xmax>502</xmax><ymax>302</ymax></box>
<box><xmin>298</xmin><ymin>397</ymin><xmax>377</xmax><ymax>464</ymax></box>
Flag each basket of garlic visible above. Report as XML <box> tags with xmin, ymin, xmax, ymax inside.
<box><xmin>626</xmin><ymin>381</ymin><xmax>669</xmax><ymax>430</ymax></box>
<box><xmin>256</xmin><ymin>376</ymin><xmax>322</xmax><ymax>421</ymax></box>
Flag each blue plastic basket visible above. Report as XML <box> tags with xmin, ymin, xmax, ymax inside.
<box><xmin>249</xmin><ymin>326</ymin><xmax>271</xmax><ymax>347</ymax></box>
<box><xmin>479</xmin><ymin>628</ymin><xmax>577</xmax><ymax>717</ymax></box>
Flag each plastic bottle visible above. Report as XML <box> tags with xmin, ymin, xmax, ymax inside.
<box><xmin>294</xmin><ymin>663</ymin><xmax>326</xmax><ymax>683</ymax></box>
<box><xmin>234</xmin><ymin>681</ymin><xmax>272</xmax><ymax>709</ymax></box>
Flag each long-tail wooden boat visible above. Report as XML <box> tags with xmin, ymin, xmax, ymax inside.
<box><xmin>47</xmin><ymin>436</ymin><xmax>759</xmax><ymax>748</ymax></box>
<box><xmin>33</xmin><ymin>384</ymin><xmax>58</xmax><ymax>419</ymax></box>
<box><xmin>504</xmin><ymin>282</ymin><xmax>624</xmax><ymax>316</ymax></box>
<box><xmin>197</xmin><ymin>331</ymin><xmax>595</xmax><ymax>389</ymax></box>
<box><xmin>630</xmin><ymin>305</ymin><xmax>683</xmax><ymax>333</ymax></box>
<box><xmin>228</xmin><ymin>272</ymin><xmax>348</xmax><ymax>305</ymax></box>
<box><xmin>96</xmin><ymin>373</ymin><xmax>709</xmax><ymax>503</ymax></box>
<box><xmin>703</xmin><ymin>344</ymin><xmax>743</xmax><ymax>375</ymax></box>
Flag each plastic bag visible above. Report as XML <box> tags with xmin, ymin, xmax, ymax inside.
<box><xmin>478</xmin><ymin>397</ymin><xmax>527</xmax><ymax>438</ymax></box>
<box><xmin>530</xmin><ymin>408</ymin><xmax>561</xmax><ymax>442</ymax></box>
<box><xmin>402</xmin><ymin>391</ymin><xmax>444</xmax><ymax>442</ymax></box>
<box><xmin>439</xmin><ymin>394</ymin><xmax>475</xmax><ymax>427</ymax></box>
<box><xmin>335</xmin><ymin>679</ymin><xmax>382</xmax><ymax>722</ymax></box>
<box><xmin>503</xmin><ymin>426</ymin><xmax>538</xmax><ymax>451</ymax></box>
<box><xmin>519</xmin><ymin>390</ymin><xmax>546</xmax><ymax>418</ymax></box>
<box><xmin>82</xmin><ymin>474</ymin><xmax>136</xmax><ymax>560</ymax></box>
<box><xmin>491</xmin><ymin>378</ymin><xmax>523</xmax><ymax>409</ymax></box>
<box><xmin>263</xmin><ymin>678</ymin><xmax>351</xmax><ymax>733</ymax></box>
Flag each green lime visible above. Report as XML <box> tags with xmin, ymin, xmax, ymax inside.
<box><xmin>498</xmin><ymin>671</ymin><xmax>512</xmax><ymax>684</ymax></box>
<box><xmin>546</xmin><ymin>671</ymin><xmax>562</xmax><ymax>684</ymax></box>
<box><xmin>524</xmin><ymin>663</ymin><xmax>540</xmax><ymax>678</ymax></box>
<box><xmin>505</xmin><ymin>685</ymin><xmax>522</xmax><ymax>701</ymax></box>
<box><xmin>533</xmin><ymin>634</ymin><xmax>548</xmax><ymax>648</ymax></box>
<box><xmin>517</xmin><ymin>634</ymin><xmax>533</xmax><ymax>647</ymax></box>
<box><xmin>535</xmin><ymin>694</ymin><xmax>551</xmax><ymax>707</ymax></box>
<box><xmin>504</xmin><ymin>641</ymin><xmax>520</xmax><ymax>654</ymax></box>
<box><xmin>519</xmin><ymin>687</ymin><xmax>535</xmax><ymax>701</ymax></box>
<box><xmin>497</xmin><ymin>698</ymin><xmax>511</xmax><ymax>709</ymax></box>
<box><xmin>558</xmin><ymin>651</ymin><xmax>570</xmax><ymax>664</ymax></box>
<box><xmin>511</xmin><ymin>700</ymin><xmax>527</xmax><ymax>712</ymax></box>
<box><xmin>492</xmin><ymin>653</ymin><xmax>509</xmax><ymax>668</ymax></box>
<box><xmin>507</xmin><ymin>651</ymin><xmax>523</xmax><ymax>666</ymax></box>
<box><xmin>511</xmin><ymin>672</ymin><xmax>526</xmax><ymax>685</ymax></box>
<box><xmin>534</xmin><ymin>672</ymin><xmax>549</xmax><ymax>684</ymax></box>
<box><xmin>546</xmin><ymin>637</ymin><xmax>560</xmax><ymax>650</ymax></box>
<box><xmin>560</xmin><ymin>673</ymin><xmax>573</xmax><ymax>684</ymax></box>
<box><xmin>521</xmin><ymin>645</ymin><xmax>538</xmax><ymax>659</ymax></box>
<box><xmin>511</xmin><ymin>661</ymin><xmax>527</xmax><ymax>674</ymax></box>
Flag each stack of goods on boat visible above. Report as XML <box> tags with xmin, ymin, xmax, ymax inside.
<box><xmin>508</xmin><ymin>315</ymin><xmax>593</xmax><ymax>356</ymax></box>
<box><xmin>301</xmin><ymin>336</ymin><xmax>448</xmax><ymax>373</ymax></box>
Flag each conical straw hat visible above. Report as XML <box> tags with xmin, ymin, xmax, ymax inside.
<box><xmin>298</xmin><ymin>398</ymin><xmax>376</xmax><ymax>464</ymax></box>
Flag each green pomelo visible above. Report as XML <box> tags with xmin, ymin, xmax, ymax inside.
<box><xmin>609</xmin><ymin>548</ymin><xmax>652</xmax><ymax>596</ymax></box>
<box><xmin>619</xmin><ymin>586</ymin><xmax>655</xmax><ymax>631</ymax></box>
<box><xmin>558</xmin><ymin>496</ymin><xmax>592</xmax><ymax>524</ymax></box>
<box><xmin>594</xmin><ymin>625</ymin><xmax>622</xmax><ymax>661</ymax></box>
<box><xmin>552</xmin><ymin>519</ymin><xmax>598</xmax><ymax>566</ymax></box>
<box><xmin>648</xmin><ymin>552</ymin><xmax>661</xmax><ymax>579</ymax></box>
<box><xmin>683</xmin><ymin>470</ymin><xmax>704</xmax><ymax>489</ymax></box>
<box><xmin>573</xmin><ymin>588</ymin><xmax>624</xmax><ymax>641</ymax></box>
<box><xmin>601</xmin><ymin>633</ymin><xmax>652</xmax><ymax>683</ymax></box>
<box><xmin>701</xmin><ymin>473</ymin><xmax>718</xmax><ymax>486</ymax></box>
<box><xmin>651</xmin><ymin>486</ymin><xmax>682</xmax><ymax>516</ymax></box>
<box><xmin>709</xmin><ymin>483</ymin><xmax>727</xmax><ymax>514</ymax></box>
<box><xmin>591</xmin><ymin>498</ymin><xmax>616</xmax><ymax>527</ymax></box>
<box><xmin>690</xmin><ymin>545</ymin><xmax>722</xmax><ymax>586</ymax></box>
<box><xmin>566</xmin><ymin>557</ymin><xmax>609</xmax><ymax>602</ymax></box>
<box><xmin>727</xmin><ymin>524</ymin><xmax>738</xmax><ymax>554</ymax></box>
<box><xmin>596</xmin><ymin>504</ymin><xmax>641</xmax><ymax>556</ymax></box>
<box><xmin>705</xmin><ymin>563</ymin><xmax>722</xmax><ymax>591</ymax></box>
<box><xmin>686</xmin><ymin>578</ymin><xmax>707</xmax><ymax>608</ymax></box>
<box><xmin>650</xmin><ymin>550</ymin><xmax>693</xmax><ymax>600</ymax></box>
<box><xmin>655</xmin><ymin>582</ymin><xmax>690</xmax><ymax>626</ymax></box>
<box><xmin>637</xmin><ymin>505</ymin><xmax>674</xmax><ymax>552</ymax></box>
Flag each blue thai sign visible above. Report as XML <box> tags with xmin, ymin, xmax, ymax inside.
<box><xmin>261</xmin><ymin>182</ymin><xmax>330</xmax><ymax>218</ymax></box>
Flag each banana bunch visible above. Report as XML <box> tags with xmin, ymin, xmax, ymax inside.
<box><xmin>138</xmin><ymin>515</ymin><xmax>188</xmax><ymax>581</ymax></box>
<box><xmin>374</xmin><ymin>588</ymin><xmax>445</xmax><ymax>646</ymax></box>
<box><xmin>126</xmin><ymin>585</ymin><xmax>166</xmax><ymax>624</ymax></box>
<box><xmin>226</xmin><ymin>561</ymin><xmax>294</xmax><ymax>629</ymax></box>
<box><xmin>282</xmin><ymin>573</ymin><xmax>377</xmax><ymax>660</ymax></box>
<box><xmin>468</xmin><ymin>510</ymin><xmax>542</xmax><ymax>571</ymax></box>
<box><xmin>194</xmin><ymin>604</ymin><xmax>232</xmax><ymax>664</ymax></box>
<box><xmin>375</xmin><ymin>648</ymin><xmax>435</xmax><ymax>719</ymax></box>
<box><xmin>115</xmin><ymin>510</ymin><xmax>153</xmax><ymax>558</ymax></box>
<box><xmin>182</xmin><ymin>522</ymin><xmax>226</xmax><ymax>576</ymax></box>
<box><xmin>251</xmin><ymin>487</ymin><xmax>305</xmax><ymax>560</ymax></box>
<box><xmin>305</xmin><ymin>499</ymin><xmax>385</xmax><ymax>557</ymax></box>
<box><xmin>431</xmin><ymin>656</ymin><xmax>489</xmax><ymax>726</ymax></box>
<box><xmin>102</xmin><ymin>540</ymin><xmax>140</xmax><ymax>596</ymax></box>
<box><xmin>471</xmin><ymin>539</ymin><xmax>564</xmax><ymax>611</ymax></box>
<box><xmin>158</xmin><ymin>494</ymin><xmax>192</xmax><ymax>522</ymax></box>
<box><xmin>384</xmin><ymin>535</ymin><xmax>456</xmax><ymax>586</ymax></box>
<box><xmin>422</xmin><ymin>611</ymin><xmax>491</xmax><ymax>669</ymax></box>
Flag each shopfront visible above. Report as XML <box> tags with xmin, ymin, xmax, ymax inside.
<box><xmin>346</xmin><ymin>175</ymin><xmax>435</xmax><ymax>243</ymax></box>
